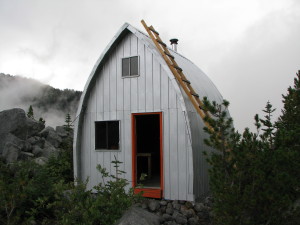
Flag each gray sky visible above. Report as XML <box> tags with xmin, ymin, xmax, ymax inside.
<box><xmin>0</xmin><ymin>0</ymin><xmax>299</xmax><ymax>132</ymax></box>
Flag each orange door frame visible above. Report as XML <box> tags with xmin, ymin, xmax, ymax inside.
<box><xmin>131</xmin><ymin>112</ymin><xmax>163</xmax><ymax>198</ymax></box>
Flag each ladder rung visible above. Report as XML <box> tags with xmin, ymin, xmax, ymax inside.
<box><xmin>164</xmin><ymin>51</ymin><xmax>174</xmax><ymax>59</ymax></box>
<box><xmin>173</xmin><ymin>65</ymin><xmax>182</xmax><ymax>72</ymax></box>
<box><xmin>157</xmin><ymin>39</ymin><xmax>167</xmax><ymax>47</ymax></box>
<box><xmin>191</xmin><ymin>92</ymin><xmax>199</xmax><ymax>98</ymax></box>
<box><xmin>149</xmin><ymin>27</ymin><xmax>159</xmax><ymax>35</ymax></box>
<box><xmin>182</xmin><ymin>79</ymin><xmax>190</xmax><ymax>84</ymax></box>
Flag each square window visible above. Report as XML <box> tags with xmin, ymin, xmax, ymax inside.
<box><xmin>122</xmin><ymin>56</ymin><xmax>139</xmax><ymax>77</ymax></box>
<box><xmin>95</xmin><ymin>121</ymin><xmax>119</xmax><ymax>150</ymax></box>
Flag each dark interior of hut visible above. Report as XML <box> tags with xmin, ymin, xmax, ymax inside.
<box><xmin>135</xmin><ymin>114</ymin><xmax>161</xmax><ymax>188</ymax></box>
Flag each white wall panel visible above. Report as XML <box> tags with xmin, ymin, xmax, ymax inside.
<box><xmin>145</xmin><ymin>50</ymin><xmax>153</xmax><ymax>111</ymax></box>
<box><xmin>78</xmin><ymin>32</ymin><xmax>197</xmax><ymax>200</ymax></box>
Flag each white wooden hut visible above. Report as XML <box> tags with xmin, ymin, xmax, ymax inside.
<box><xmin>73</xmin><ymin>22</ymin><xmax>225</xmax><ymax>201</ymax></box>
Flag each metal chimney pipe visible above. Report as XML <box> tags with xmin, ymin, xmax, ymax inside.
<box><xmin>170</xmin><ymin>38</ymin><xmax>178</xmax><ymax>52</ymax></box>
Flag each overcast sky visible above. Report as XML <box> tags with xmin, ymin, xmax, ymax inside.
<box><xmin>0</xmin><ymin>0</ymin><xmax>299</xmax><ymax>132</ymax></box>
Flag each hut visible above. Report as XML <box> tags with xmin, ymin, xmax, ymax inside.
<box><xmin>73</xmin><ymin>22</ymin><xmax>225</xmax><ymax>201</ymax></box>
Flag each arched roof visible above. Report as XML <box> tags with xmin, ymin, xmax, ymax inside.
<box><xmin>76</xmin><ymin>22</ymin><xmax>223</xmax><ymax>120</ymax></box>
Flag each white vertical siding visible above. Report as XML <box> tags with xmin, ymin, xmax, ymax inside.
<box><xmin>78</xmin><ymin>32</ymin><xmax>194</xmax><ymax>200</ymax></box>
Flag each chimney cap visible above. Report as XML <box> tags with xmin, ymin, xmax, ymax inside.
<box><xmin>170</xmin><ymin>38</ymin><xmax>179</xmax><ymax>45</ymax></box>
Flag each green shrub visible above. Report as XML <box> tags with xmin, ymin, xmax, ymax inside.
<box><xmin>52</xmin><ymin>157</ymin><xmax>141</xmax><ymax>225</ymax></box>
<box><xmin>202</xmin><ymin>70</ymin><xmax>300</xmax><ymax>225</ymax></box>
<box><xmin>0</xmin><ymin>159</ymin><xmax>57</xmax><ymax>225</ymax></box>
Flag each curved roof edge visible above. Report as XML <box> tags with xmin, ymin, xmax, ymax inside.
<box><xmin>75</xmin><ymin>22</ymin><xmax>189</xmax><ymax>120</ymax></box>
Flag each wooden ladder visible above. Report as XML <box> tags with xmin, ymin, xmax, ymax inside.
<box><xmin>141</xmin><ymin>20</ymin><xmax>213</xmax><ymax>131</ymax></box>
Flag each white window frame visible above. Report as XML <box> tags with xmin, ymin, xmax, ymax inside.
<box><xmin>122</xmin><ymin>56</ymin><xmax>140</xmax><ymax>78</ymax></box>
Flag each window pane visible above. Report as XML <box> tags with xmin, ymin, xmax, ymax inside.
<box><xmin>95</xmin><ymin>122</ymin><xmax>107</xmax><ymax>149</ymax></box>
<box><xmin>122</xmin><ymin>58</ymin><xmax>129</xmax><ymax>77</ymax></box>
<box><xmin>107</xmin><ymin>121</ymin><xmax>119</xmax><ymax>149</ymax></box>
<box><xmin>130</xmin><ymin>56</ymin><xmax>139</xmax><ymax>75</ymax></box>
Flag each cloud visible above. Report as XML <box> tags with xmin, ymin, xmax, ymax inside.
<box><xmin>207</xmin><ymin>2</ymin><xmax>300</xmax><ymax>131</ymax></box>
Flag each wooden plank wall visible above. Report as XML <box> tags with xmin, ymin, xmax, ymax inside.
<box><xmin>80</xmin><ymin>32</ymin><xmax>194</xmax><ymax>200</ymax></box>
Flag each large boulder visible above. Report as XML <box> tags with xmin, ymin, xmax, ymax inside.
<box><xmin>0</xmin><ymin>133</ymin><xmax>24</xmax><ymax>155</ymax></box>
<box><xmin>26</xmin><ymin>117</ymin><xmax>45</xmax><ymax>137</ymax></box>
<box><xmin>40</xmin><ymin>127</ymin><xmax>62</xmax><ymax>148</ymax></box>
<box><xmin>2</xmin><ymin>142</ymin><xmax>21</xmax><ymax>163</ymax></box>
<box><xmin>115</xmin><ymin>206</ymin><xmax>160</xmax><ymax>225</ymax></box>
<box><xmin>0</xmin><ymin>108</ymin><xmax>28</xmax><ymax>140</ymax></box>
<box><xmin>0</xmin><ymin>108</ymin><xmax>45</xmax><ymax>140</ymax></box>
<box><xmin>41</xmin><ymin>141</ymin><xmax>59</xmax><ymax>158</ymax></box>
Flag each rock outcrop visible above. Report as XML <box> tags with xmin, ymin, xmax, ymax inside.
<box><xmin>116</xmin><ymin>206</ymin><xmax>161</xmax><ymax>225</ymax></box>
<box><xmin>0</xmin><ymin>108</ymin><xmax>72</xmax><ymax>163</ymax></box>
<box><xmin>136</xmin><ymin>198</ymin><xmax>213</xmax><ymax>225</ymax></box>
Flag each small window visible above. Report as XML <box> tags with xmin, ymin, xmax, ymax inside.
<box><xmin>122</xmin><ymin>56</ymin><xmax>139</xmax><ymax>77</ymax></box>
<box><xmin>95</xmin><ymin>121</ymin><xmax>119</xmax><ymax>150</ymax></box>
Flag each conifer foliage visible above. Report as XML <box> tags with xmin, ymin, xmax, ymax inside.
<box><xmin>202</xmin><ymin>70</ymin><xmax>300</xmax><ymax>225</ymax></box>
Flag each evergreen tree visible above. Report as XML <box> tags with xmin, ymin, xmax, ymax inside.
<box><xmin>64</xmin><ymin>113</ymin><xmax>73</xmax><ymax>132</ymax></box>
<box><xmin>27</xmin><ymin>105</ymin><xmax>34</xmax><ymax>119</ymax></box>
<box><xmin>276</xmin><ymin>70</ymin><xmax>300</xmax><ymax>148</ymax></box>
<box><xmin>202</xmin><ymin>70</ymin><xmax>300</xmax><ymax>225</ymax></box>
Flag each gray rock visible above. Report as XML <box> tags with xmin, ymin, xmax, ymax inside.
<box><xmin>41</xmin><ymin>141</ymin><xmax>58</xmax><ymax>158</ymax></box>
<box><xmin>159</xmin><ymin>206</ymin><xmax>166</xmax><ymax>214</ymax></box>
<box><xmin>19</xmin><ymin>151</ymin><xmax>34</xmax><ymax>160</ymax></box>
<box><xmin>185</xmin><ymin>201</ymin><xmax>193</xmax><ymax>209</ymax></box>
<box><xmin>27</xmin><ymin>136</ymin><xmax>45</xmax><ymax>148</ymax></box>
<box><xmin>173</xmin><ymin>203</ymin><xmax>181</xmax><ymax>210</ymax></box>
<box><xmin>175</xmin><ymin>214</ymin><xmax>187</xmax><ymax>224</ymax></box>
<box><xmin>181</xmin><ymin>206</ymin><xmax>195</xmax><ymax>218</ymax></box>
<box><xmin>26</xmin><ymin>117</ymin><xmax>45</xmax><ymax>137</ymax></box>
<box><xmin>2</xmin><ymin>142</ymin><xmax>21</xmax><ymax>163</ymax></box>
<box><xmin>166</xmin><ymin>207</ymin><xmax>174</xmax><ymax>215</ymax></box>
<box><xmin>115</xmin><ymin>206</ymin><xmax>160</xmax><ymax>225</ymax></box>
<box><xmin>0</xmin><ymin>108</ymin><xmax>44</xmax><ymax>140</ymax></box>
<box><xmin>34</xmin><ymin>157</ymin><xmax>48</xmax><ymax>165</ymax></box>
<box><xmin>160</xmin><ymin>200</ymin><xmax>168</xmax><ymax>206</ymax></box>
<box><xmin>22</xmin><ymin>141</ymin><xmax>32</xmax><ymax>152</ymax></box>
<box><xmin>56</xmin><ymin>126</ymin><xmax>68</xmax><ymax>137</ymax></box>
<box><xmin>194</xmin><ymin>203</ymin><xmax>205</xmax><ymax>212</ymax></box>
<box><xmin>0</xmin><ymin>108</ymin><xmax>28</xmax><ymax>140</ymax></box>
<box><xmin>164</xmin><ymin>221</ymin><xmax>177</xmax><ymax>225</ymax></box>
<box><xmin>40</xmin><ymin>127</ymin><xmax>62</xmax><ymax>148</ymax></box>
<box><xmin>0</xmin><ymin>133</ymin><xmax>24</xmax><ymax>155</ymax></box>
<box><xmin>32</xmin><ymin>145</ymin><xmax>43</xmax><ymax>157</ymax></box>
<box><xmin>167</xmin><ymin>203</ymin><xmax>173</xmax><ymax>208</ymax></box>
<box><xmin>162</xmin><ymin>213</ymin><xmax>173</xmax><ymax>221</ymax></box>
<box><xmin>188</xmin><ymin>217</ymin><xmax>200</xmax><ymax>225</ymax></box>
<box><xmin>141</xmin><ymin>202</ymin><xmax>148</xmax><ymax>209</ymax></box>
<box><xmin>148</xmin><ymin>200</ymin><xmax>160</xmax><ymax>212</ymax></box>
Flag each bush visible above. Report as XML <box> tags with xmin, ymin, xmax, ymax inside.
<box><xmin>0</xmin><ymin>159</ymin><xmax>57</xmax><ymax>225</ymax></box>
<box><xmin>202</xmin><ymin>70</ymin><xmax>300</xmax><ymax>225</ymax></box>
<box><xmin>52</xmin><ymin>157</ymin><xmax>141</xmax><ymax>225</ymax></box>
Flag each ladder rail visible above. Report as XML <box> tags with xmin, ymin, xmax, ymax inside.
<box><xmin>141</xmin><ymin>20</ymin><xmax>213</xmax><ymax>131</ymax></box>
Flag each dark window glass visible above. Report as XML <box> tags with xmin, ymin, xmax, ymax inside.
<box><xmin>122</xmin><ymin>56</ymin><xmax>139</xmax><ymax>77</ymax></box>
<box><xmin>130</xmin><ymin>56</ymin><xmax>139</xmax><ymax>75</ymax></box>
<box><xmin>122</xmin><ymin>58</ymin><xmax>130</xmax><ymax>77</ymax></box>
<box><xmin>95</xmin><ymin>121</ymin><xmax>119</xmax><ymax>150</ymax></box>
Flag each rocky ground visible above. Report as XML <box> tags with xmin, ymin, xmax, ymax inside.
<box><xmin>117</xmin><ymin>197</ymin><xmax>213</xmax><ymax>225</ymax></box>
<box><xmin>139</xmin><ymin>197</ymin><xmax>212</xmax><ymax>225</ymax></box>
<box><xmin>0</xmin><ymin>108</ymin><xmax>72</xmax><ymax>164</ymax></box>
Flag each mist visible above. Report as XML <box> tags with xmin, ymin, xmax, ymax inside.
<box><xmin>0</xmin><ymin>73</ymin><xmax>81</xmax><ymax>128</ymax></box>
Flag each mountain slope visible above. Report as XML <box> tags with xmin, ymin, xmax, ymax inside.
<box><xmin>0</xmin><ymin>73</ymin><xmax>81</xmax><ymax>127</ymax></box>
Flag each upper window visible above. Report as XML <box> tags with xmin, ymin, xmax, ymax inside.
<box><xmin>122</xmin><ymin>56</ymin><xmax>139</xmax><ymax>77</ymax></box>
<box><xmin>95</xmin><ymin>121</ymin><xmax>120</xmax><ymax>150</ymax></box>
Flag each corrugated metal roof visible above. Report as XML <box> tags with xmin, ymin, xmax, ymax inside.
<box><xmin>130</xmin><ymin>24</ymin><xmax>224</xmax><ymax>113</ymax></box>
<box><xmin>76</xmin><ymin>22</ymin><xmax>225</xmax><ymax>122</ymax></box>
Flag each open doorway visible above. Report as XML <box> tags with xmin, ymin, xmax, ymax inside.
<box><xmin>132</xmin><ymin>112</ymin><xmax>163</xmax><ymax>198</ymax></box>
